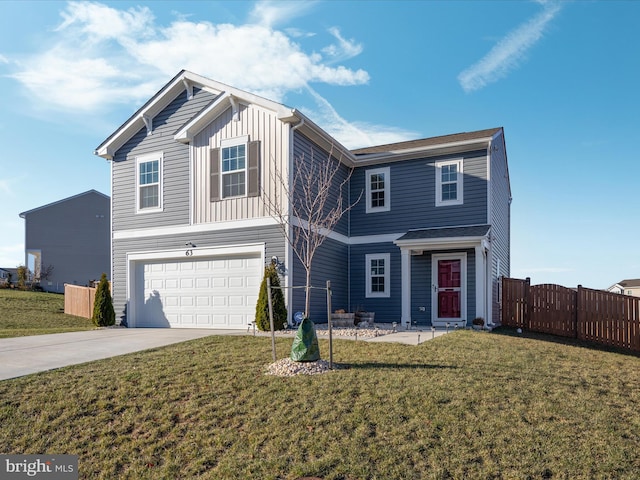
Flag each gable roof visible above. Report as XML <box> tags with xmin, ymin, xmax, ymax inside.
<box><xmin>95</xmin><ymin>70</ymin><xmax>301</xmax><ymax>160</ymax></box>
<box><xmin>19</xmin><ymin>190</ymin><xmax>109</xmax><ymax>218</ymax></box>
<box><xmin>94</xmin><ymin>70</ymin><xmax>509</xmax><ymax>176</ymax></box>
<box><xmin>615</xmin><ymin>279</ymin><xmax>640</xmax><ymax>288</ymax></box>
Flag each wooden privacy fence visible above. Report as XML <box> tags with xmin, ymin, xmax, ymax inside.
<box><xmin>502</xmin><ymin>277</ymin><xmax>640</xmax><ymax>353</ymax></box>
<box><xmin>64</xmin><ymin>284</ymin><xmax>100</xmax><ymax>319</ymax></box>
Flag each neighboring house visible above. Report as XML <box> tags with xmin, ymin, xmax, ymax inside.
<box><xmin>607</xmin><ymin>279</ymin><xmax>640</xmax><ymax>297</ymax></box>
<box><xmin>0</xmin><ymin>267</ymin><xmax>18</xmax><ymax>286</ymax></box>
<box><xmin>95</xmin><ymin>70</ymin><xmax>511</xmax><ymax>329</ymax></box>
<box><xmin>19</xmin><ymin>190</ymin><xmax>110</xmax><ymax>293</ymax></box>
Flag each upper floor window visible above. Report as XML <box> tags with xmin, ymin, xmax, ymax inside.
<box><xmin>136</xmin><ymin>153</ymin><xmax>163</xmax><ymax>213</ymax></box>
<box><xmin>222</xmin><ymin>143</ymin><xmax>246</xmax><ymax>198</ymax></box>
<box><xmin>435</xmin><ymin>159</ymin><xmax>463</xmax><ymax>207</ymax></box>
<box><xmin>366</xmin><ymin>253</ymin><xmax>390</xmax><ymax>298</ymax></box>
<box><xmin>365</xmin><ymin>167</ymin><xmax>390</xmax><ymax>213</ymax></box>
<box><xmin>210</xmin><ymin>136</ymin><xmax>260</xmax><ymax>202</ymax></box>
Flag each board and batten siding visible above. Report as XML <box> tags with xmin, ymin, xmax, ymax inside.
<box><xmin>489</xmin><ymin>130</ymin><xmax>511</xmax><ymax>324</ymax></box>
<box><xmin>350</xmin><ymin>151</ymin><xmax>489</xmax><ymax>237</ymax></box>
<box><xmin>192</xmin><ymin>103</ymin><xmax>289</xmax><ymax>224</ymax></box>
<box><xmin>111</xmin><ymin>224</ymin><xmax>286</xmax><ymax>325</ymax></box>
<box><xmin>112</xmin><ymin>87</ymin><xmax>216</xmax><ymax>232</ymax></box>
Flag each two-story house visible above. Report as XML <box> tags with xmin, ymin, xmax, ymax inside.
<box><xmin>95</xmin><ymin>70</ymin><xmax>510</xmax><ymax>329</ymax></box>
<box><xmin>19</xmin><ymin>190</ymin><xmax>110</xmax><ymax>293</ymax></box>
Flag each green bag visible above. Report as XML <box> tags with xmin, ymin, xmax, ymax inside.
<box><xmin>290</xmin><ymin>317</ymin><xmax>320</xmax><ymax>362</ymax></box>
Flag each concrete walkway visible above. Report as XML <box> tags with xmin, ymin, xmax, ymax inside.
<box><xmin>0</xmin><ymin>326</ymin><xmax>454</xmax><ymax>381</ymax></box>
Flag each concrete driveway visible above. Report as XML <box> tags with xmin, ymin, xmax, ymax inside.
<box><xmin>0</xmin><ymin>328</ymin><xmax>245</xmax><ymax>381</ymax></box>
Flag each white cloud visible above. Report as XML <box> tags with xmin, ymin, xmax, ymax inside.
<box><xmin>322</xmin><ymin>27</ymin><xmax>363</xmax><ymax>61</ymax></box>
<box><xmin>0</xmin><ymin>54</ymin><xmax>8</xmax><ymax>64</ymax></box>
<box><xmin>249</xmin><ymin>0</ymin><xmax>318</xmax><ymax>28</ymax></box>
<box><xmin>458</xmin><ymin>1</ymin><xmax>561</xmax><ymax>92</ymax></box>
<box><xmin>4</xmin><ymin>1</ymin><xmax>369</xmax><ymax>110</ymax></box>
<box><xmin>304</xmin><ymin>87</ymin><xmax>418</xmax><ymax>149</ymax></box>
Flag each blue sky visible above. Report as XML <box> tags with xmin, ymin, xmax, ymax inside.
<box><xmin>0</xmin><ymin>0</ymin><xmax>638</xmax><ymax>289</ymax></box>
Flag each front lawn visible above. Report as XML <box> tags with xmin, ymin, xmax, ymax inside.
<box><xmin>1</xmin><ymin>330</ymin><xmax>639</xmax><ymax>479</ymax></box>
<box><xmin>0</xmin><ymin>289</ymin><xmax>95</xmax><ymax>337</ymax></box>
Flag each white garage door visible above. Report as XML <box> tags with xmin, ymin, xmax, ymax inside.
<box><xmin>134</xmin><ymin>255</ymin><xmax>261</xmax><ymax>328</ymax></box>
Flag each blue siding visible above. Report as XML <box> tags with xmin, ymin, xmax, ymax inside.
<box><xmin>350</xmin><ymin>151</ymin><xmax>488</xmax><ymax>236</ymax></box>
<box><xmin>292</xmin><ymin>132</ymin><xmax>351</xmax><ymax>237</ymax></box>
<box><xmin>410</xmin><ymin>249</ymin><xmax>476</xmax><ymax>326</ymax></box>
<box><xmin>349</xmin><ymin>243</ymin><xmax>402</xmax><ymax>323</ymax></box>
<box><xmin>291</xmin><ymin>235</ymin><xmax>348</xmax><ymax>323</ymax></box>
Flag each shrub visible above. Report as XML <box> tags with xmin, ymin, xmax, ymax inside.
<box><xmin>255</xmin><ymin>263</ymin><xmax>287</xmax><ymax>331</ymax></box>
<box><xmin>17</xmin><ymin>266</ymin><xmax>28</xmax><ymax>289</ymax></box>
<box><xmin>92</xmin><ymin>273</ymin><xmax>115</xmax><ymax>327</ymax></box>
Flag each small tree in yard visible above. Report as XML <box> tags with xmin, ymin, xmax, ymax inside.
<box><xmin>92</xmin><ymin>273</ymin><xmax>115</xmax><ymax>327</ymax></box>
<box><xmin>255</xmin><ymin>263</ymin><xmax>287</xmax><ymax>331</ymax></box>
<box><xmin>267</xmin><ymin>147</ymin><xmax>361</xmax><ymax>318</ymax></box>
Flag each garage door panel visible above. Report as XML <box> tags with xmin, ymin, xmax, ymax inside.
<box><xmin>136</xmin><ymin>253</ymin><xmax>261</xmax><ymax>329</ymax></box>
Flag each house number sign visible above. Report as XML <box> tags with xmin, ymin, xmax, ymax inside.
<box><xmin>185</xmin><ymin>249</ymin><xmax>193</xmax><ymax>256</ymax></box>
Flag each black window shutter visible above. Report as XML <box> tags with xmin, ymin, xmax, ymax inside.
<box><xmin>247</xmin><ymin>140</ymin><xmax>260</xmax><ymax>197</ymax></box>
<box><xmin>210</xmin><ymin>148</ymin><xmax>220</xmax><ymax>202</ymax></box>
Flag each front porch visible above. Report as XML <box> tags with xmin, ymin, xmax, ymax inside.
<box><xmin>394</xmin><ymin>225</ymin><xmax>493</xmax><ymax>329</ymax></box>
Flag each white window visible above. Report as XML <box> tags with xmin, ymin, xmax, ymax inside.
<box><xmin>435</xmin><ymin>159</ymin><xmax>463</xmax><ymax>206</ymax></box>
<box><xmin>365</xmin><ymin>167</ymin><xmax>390</xmax><ymax>213</ymax></box>
<box><xmin>366</xmin><ymin>253</ymin><xmax>390</xmax><ymax>298</ymax></box>
<box><xmin>136</xmin><ymin>153</ymin><xmax>163</xmax><ymax>213</ymax></box>
<box><xmin>221</xmin><ymin>136</ymin><xmax>248</xmax><ymax>199</ymax></box>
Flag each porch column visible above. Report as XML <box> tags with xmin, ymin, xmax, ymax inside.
<box><xmin>401</xmin><ymin>248</ymin><xmax>411</xmax><ymax>328</ymax></box>
<box><xmin>475</xmin><ymin>244</ymin><xmax>485</xmax><ymax>323</ymax></box>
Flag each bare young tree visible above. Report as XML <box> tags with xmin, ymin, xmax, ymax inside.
<box><xmin>267</xmin><ymin>147</ymin><xmax>361</xmax><ymax>318</ymax></box>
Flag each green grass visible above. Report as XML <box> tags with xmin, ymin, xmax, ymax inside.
<box><xmin>1</xmin><ymin>330</ymin><xmax>639</xmax><ymax>479</ymax></box>
<box><xmin>0</xmin><ymin>289</ymin><xmax>95</xmax><ymax>337</ymax></box>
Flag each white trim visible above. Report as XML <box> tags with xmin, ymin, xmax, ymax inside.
<box><xmin>220</xmin><ymin>136</ymin><xmax>249</xmax><ymax>199</ymax></box>
<box><xmin>220</xmin><ymin>135</ymin><xmax>249</xmax><ymax>148</ymax></box>
<box><xmin>365</xmin><ymin>167</ymin><xmax>391</xmax><ymax>213</ymax></box>
<box><xmin>348</xmin><ymin>232</ymin><xmax>404</xmax><ymax>244</ymax></box>
<box><xmin>114</xmin><ymin>217</ymin><xmax>406</xmax><ymax>245</ymax></box>
<box><xmin>431</xmin><ymin>252</ymin><xmax>467</xmax><ymax>327</ymax></box>
<box><xmin>400</xmin><ymin>249</ymin><xmax>411</xmax><ymax>327</ymax></box>
<box><xmin>475</xmin><ymin>245</ymin><xmax>485</xmax><ymax>324</ymax></box>
<box><xmin>114</xmin><ymin>216</ymin><xmax>280</xmax><ymax>240</ymax></box>
<box><xmin>126</xmin><ymin>243</ymin><xmax>265</xmax><ymax>328</ymax></box>
<box><xmin>486</xmin><ymin>139</ymin><xmax>492</xmax><ymax>230</ymax></box>
<box><xmin>135</xmin><ymin>152</ymin><xmax>163</xmax><ymax>214</ymax></box>
<box><xmin>365</xmin><ymin>253</ymin><xmax>391</xmax><ymax>298</ymax></box>
<box><xmin>435</xmin><ymin>158</ymin><xmax>463</xmax><ymax>207</ymax></box>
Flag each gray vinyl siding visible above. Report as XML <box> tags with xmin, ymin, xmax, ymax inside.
<box><xmin>489</xmin><ymin>130</ymin><xmax>511</xmax><ymax>324</ymax></box>
<box><xmin>292</xmin><ymin>132</ymin><xmax>350</xmax><ymax>237</ymax></box>
<box><xmin>350</xmin><ymin>151</ymin><xmax>488</xmax><ymax>236</ymax></box>
<box><xmin>349</xmin><ymin>243</ymin><xmax>402</xmax><ymax>323</ymax></box>
<box><xmin>23</xmin><ymin>191</ymin><xmax>110</xmax><ymax>293</ymax></box>
<box><xmin>410</xmin><ymin>248</ymin><xmax>476</xmax><ymax>326</ymax></box>
<box><xmin>111</xmin><ymin>224</ymin><xmax>285</xmax><ymax>325</ymax></box>
<box><xmin>291</xmin><ymin>235</ymin><xmax>348</xmax><ymax>323</ymax></box>
<box><xmin>112</xmin><ymin>87</ymin><xmax>216</xmax><ymax>232</ymax></box>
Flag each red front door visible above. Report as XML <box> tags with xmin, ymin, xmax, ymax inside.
<box><xmin>437</xmin><ymin>259</ymin><xmax>461</xmax><ymax>318</ymax></box>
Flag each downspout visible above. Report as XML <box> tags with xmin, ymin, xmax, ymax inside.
<box><xmin>287</xmin><ymin>116</ymin><xmax>305</xmax><ymax>322</ymax></box>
